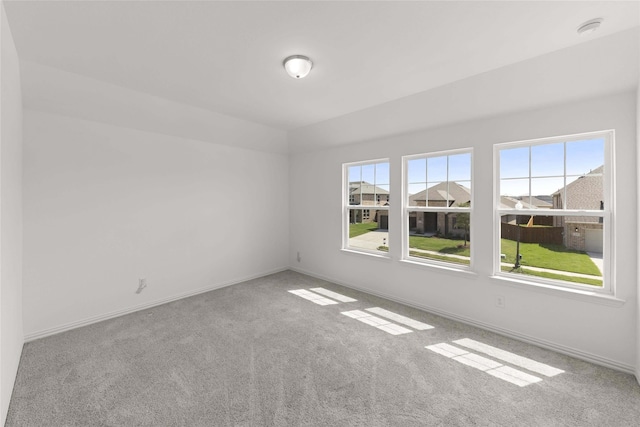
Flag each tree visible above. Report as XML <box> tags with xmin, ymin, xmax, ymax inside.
<box><xmin>456</xmin><ymin>202</ymin><xmax>471</xmax><ymax>247</ymax></box>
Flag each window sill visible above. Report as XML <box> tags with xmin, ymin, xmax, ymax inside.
<box><xmin>490</xmin><ymin>274</ymin><xmax>625</xmax><ymax>307</ymax></box>
<box><xmin>340</xmin><ymin>248</ymin><xmax>392</xmax><ymax>261</ymax></box>
<box><xmin>399</xmin><ymin>258</ymin><xmax>478</xmax><ymax>278</ymax></box>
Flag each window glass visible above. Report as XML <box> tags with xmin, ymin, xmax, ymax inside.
<box><xmin>531</xmin><ymin>143</ymin><xmax>564</xmax><ymax>177</ymax></box>
<box><xmin>449</xmin><ymin>153</ymin><xmax>472</xmax><ymax>181</ymax></box>
<box><xmin>566</xmin><ymin>138</ymin><xmax>604</xmax><ymax>176</ymax></box>
<box><xmin>427</xmin><ymin>156</ymin><xmax>447</xmax><ymax>182</ymax></box>
<box><xmin>499</xmin><ymin>214</ymin><xmax>603</xmax><ymax>287</ymax></box>
<box><xmin>500</xmin><ymin>146</ymin><xmax>529</xmax><ymax>179</ymax></box>
<box><xmin>496</xmin><ymin>133</ymin><xmax>609</xmax><ymax>291</ymax></box>
<box><xmin>405</xmin><ymin>150</ymin><xmax>472</xmax><ymax>267</ymax></box>
<box><xmin>345</xmin><ymin>160</ymin><xmax>390</xmax><ymax>254</ymax></box>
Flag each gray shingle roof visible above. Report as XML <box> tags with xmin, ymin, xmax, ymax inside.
<box><xmin>409</xmin><ymin>182</ymin><xmax>471</xmax><ymax>206</ymax></box>
<box><xmin>349</xmin><ymin>181</ymin><xmax>389</xmax><ymax>195</ymax></box>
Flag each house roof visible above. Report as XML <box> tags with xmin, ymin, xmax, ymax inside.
<box><xmin>349</xmin><ymin>181</ymin><xmax>389</xmax><ymax>196</ymax></box>
<box><xmin>409</xmin><ymin>182</ymin><xmax>542</xmax><ymax>210</ymax></box>
<box><xmin>530</xmin><ymin>196</ymin><xmax>553</xmax><ymax>207</ymax></box>
<box><xmin>409</xmin><ymin>182</ymin><xmax>471</xmax><ymax>206</ymax></box>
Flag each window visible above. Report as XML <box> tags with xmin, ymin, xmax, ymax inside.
<box><xmin>495</xmin><ymin>131</ymin><xmax>612</xmax><ymax>292</ymax></box>
<box><xmin>403</xmin><ymin>150</ymin><xmax>472</xmax><ymax>267</ymax></box>
<box><xmin>344</xmin><ymin>160</ymin><xmax>390</xmax><ymax>254</ymax></box>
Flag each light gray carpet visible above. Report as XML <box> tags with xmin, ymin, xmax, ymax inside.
<box><xmin>6</xmin><ymin>270</ymin><xmax>640</xmax><ymax>426</ymax></box>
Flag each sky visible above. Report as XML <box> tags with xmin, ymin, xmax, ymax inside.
<box><xmin>499</xmin><ymin>138</ymin><xmax>604</xmax><ymax>197</ymax></box>
<box><xmin>349</xmin><ymin>162</ymin><xmax>390</xmax><ymax>193</ymax></box>
<box><xmin>407</xmin><ymin>152</ymin><xmax>471</xmax><ymax>196</ymax></box>
<box><xmin>348</xmin><ymin>137</ymin><xmax>604</xmax><ymax>198</ymax></box>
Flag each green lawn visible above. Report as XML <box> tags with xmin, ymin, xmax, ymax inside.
<box><xmin>349</xmin><ymin>222</ymin><xmax>379</xmax><ymax>238</ymax></box>
<box><xmin>406</xmin><ymin>235</ymin><xmax>601</xmax><ymax>279</ymax></box>
<box><xmin>409</xmin><ymin>236</ymin><xmax>470</xmax><ymax>256</ymax></box>
<box><xmin>406</xmin><ymin>236</ymin><xmax>471</xmax><ymax>265</ymax></box>
<box><xmin>500</xmin><ymin>239</ymin><xmax>601</xmax><ymax>276</ymax></box>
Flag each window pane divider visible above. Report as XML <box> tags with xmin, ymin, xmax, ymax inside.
<box><xmin>497</xmin><ymin>209</ymin><xmax>605</xmax><ymax>216</ymax></box>
<box><xmin>347</xmin><ymin>206</ymin><xmax>389</xmax><ymax>210</ymax></box>
<box><xmin>407</xmin><ymin>207</ymin><xmax>471</xmax><ymax>213</ymax></box>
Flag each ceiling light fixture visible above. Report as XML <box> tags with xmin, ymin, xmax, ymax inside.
<box><xmin>577</xmin><ymin>18</ymin><xmax>603</xmax><ymax>36</ymax></box>
<box><xmin>283</xmin><ymin>55</ymin><xmax>313</xmax><ymax>79</ymax></box>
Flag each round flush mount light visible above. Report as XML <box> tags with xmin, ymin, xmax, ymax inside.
<box><xmin>577</xmin><ymin>18</ymin><xmax>603</xmax><ymax>36</ymax></box>
<box><xmin>283</xmin><ymin>55</ymin><xmax>313</xmax><ymax>79</ymax></box>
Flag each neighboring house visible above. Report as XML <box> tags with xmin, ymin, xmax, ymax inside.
<box><xmin>407</xmin><ymin>182</ymin><xmax>471</xmax><ymax>236</ymax></box>
<box><xmin>349</xmin><ymin>181</ymin><xmax>390</xmax><ymax>227</ymax></box>
<box><xmin>401</xmin><ymin>182</ymin><xmax>551</xmax><ymax>237</ymax></box>
<box><xmin>552</xmin><ymin>166</ymin><xmax>604</xmax><ymax>252</ymax></box>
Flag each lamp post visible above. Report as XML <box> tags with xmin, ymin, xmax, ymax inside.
<box><xmin>514</xmin><ymin>201</ymin><xmax>523</xmax><ymax>269</ymax></box>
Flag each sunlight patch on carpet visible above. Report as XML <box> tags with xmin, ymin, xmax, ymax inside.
<box><xmin>486</xmin><ymin>366</ymin><xmax>543</xmax><ymax>387</ymax></box>
<box><xmin>426</xmin><ymin>342</ymin><xmax>544</xmax><ymax>387</ymax></box>
<box><xmin>453</xmin><ymin>338</ymin><xmax>564</xmax><ymax>377</ymax></box>
<box><xmin>341</xmin><ymin>310</ymin><xmax>412</xmax><ymax>335</ymax></box>
<box><xmin>310</xmin><ymin>287</ymin><xmax>357</xmax><ymax>302</ymax></box>
<box><xmin>365</xmin><ymin>307</ymin><xmax>434</xmax><ymax>330</ymax></box>
<box><xmin>288</xmin><ymin>289</ymin><xmax>339</xmax><ymax>305</ymax></box>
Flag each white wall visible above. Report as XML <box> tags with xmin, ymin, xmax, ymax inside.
<box><xmin>20</xmin><ymin>61</ymin><xmax>289</xmax><ymax>154</ymax></box>
<box><xmin>289</xmin><ymin>28</ymin><xmax>638</xmax><ymax>153</ymax></box>
<box><xmin>636</xmin><ymin>81</ymin><xmax>640</xmax><ymax>384</ymax></box>
<box><xmin>22</xmin><ymin>110</ymin><xmax>289</xmax><ymax>338</ymax></box>
<box><xmin>290</xmin><ymin>91</ymin><xmax>637</xmax><ymax>371</ymax></box>
<box><xmin>0</xmin><ymin>3</ymin><xmax>23</xmax><ymax>424</ymax></box>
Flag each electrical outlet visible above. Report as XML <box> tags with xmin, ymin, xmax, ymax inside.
<box><xmin>136</xmin><ymin>278</ymin><xmax>147</xmax><ymax>294</ymax></box>
<box><xmin>495</xmin><ymin>295</ymin><xmax>506</xmax><ymax>308</ymax></box>
<box><xmin>297</xmin><ymin>251</ymin><xmax>301</xmax><ymax>263</ymax></box>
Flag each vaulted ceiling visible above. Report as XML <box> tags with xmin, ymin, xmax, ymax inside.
<box><xmin>5</xmin><ymin>1</ymin><xmax>639</xmax><ymax>132</ymax></box>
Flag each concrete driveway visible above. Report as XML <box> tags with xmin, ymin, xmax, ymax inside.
<box><xmin>586</xmin><ymin>252</ymin><xmax>603</xmax><ymax>274</ymax></box>
<box><xmin>349</xmin><ymin>230</ymin><xmax>389</xmax><ymax>250</ymax></box>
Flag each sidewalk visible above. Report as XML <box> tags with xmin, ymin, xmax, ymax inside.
<box><xmin>499</xmin><ymin>262</ymin><xmax>601</xmax><ymax>280</ymax></box>
<box><xmin>410</xmin><ymin>248</ymin><xmax>602</xmax><ymax>281</ymax></box>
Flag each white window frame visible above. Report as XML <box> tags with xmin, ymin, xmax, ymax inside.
<box><xmin>343</xmin><ymin>158</ymin><xmax>390</xmax><ymax>256</ymax></box>
<box><xmin>402</xmin><ymin>148</ymin><xmax>474</xmax><ymax>269</ymax></box>
<box><xmin>493</xmin><ymin>130</ymin><xmax>614</xmax><ymax>294</ymax></box>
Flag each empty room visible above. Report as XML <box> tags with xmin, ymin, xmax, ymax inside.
<box><xmin>1</xmin><ymin>0</ymin><xmax>640</xmax><ymax>425</ymax></box>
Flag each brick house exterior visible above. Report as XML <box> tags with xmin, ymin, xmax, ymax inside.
<box><xmin>348</xmin><ymin>181</ymin><xmax>390</xmax><ymax>227</ymax></box>
<box><xmin>552</xmin><ymin>166</ymin><xmax>604</xmax><ymax>252</ymax></box>
<box><xmin>407</xmin><ymin>182</ymin><xmax>471</xmax><ymax>236</ymax></box>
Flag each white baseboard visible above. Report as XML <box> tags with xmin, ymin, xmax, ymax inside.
<box><xmin>24</xmin><ymin>267</ymin><xmax>288</xmax><ymax>342</ymax></box>
<box><xmin>289</xmin><ymin>266</ymin><xmax>636</xmax><ymax>375</ymax></box>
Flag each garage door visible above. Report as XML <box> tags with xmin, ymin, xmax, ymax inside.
<box><xmin>379</xmin><ymin>214</ymin><xmax>388</xmax><ymax>230</ymax></box>
<box><xmin>585</xmin><ymin>228</ymin><xmax>603</xmax><ymax>253</ymax></box>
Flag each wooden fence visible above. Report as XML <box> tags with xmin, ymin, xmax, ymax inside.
<box><xmin>501</xmin><ymin>223</ymin><xmax>564</xmax><ymax>245</ymax></box>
